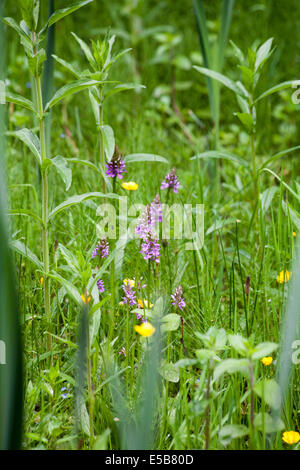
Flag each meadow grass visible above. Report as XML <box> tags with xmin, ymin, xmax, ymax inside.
<box><xmin>1</xmin><ymin>0</ymin><xmax>300</xmax><ymax>451</ymax></box>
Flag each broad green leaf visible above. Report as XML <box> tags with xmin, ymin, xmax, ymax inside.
<box><xmin>99</xmin><ymin>125</ymin><xmax>115</xmax><ymax>161</ymax></box>
<box><xmin>255</xmin><ymin>80</ymin><xmax>296</xmax><ymax>103</ymax></box>
<box><xmin>254</xmin><ymin>379</ymin><xmax>281</xmax><ymax>409</ymax></box>
<box><xmin>5</xmin><ymin>91</ymin><xmax>36</xmax><ymax>113</ymax></box>
<box><xmin>193</xmin><ymin>65</ymin><xmax>249</xmax><ymax>98</ymax></box>
<box><xmin>160</xmin><ymin>313</ymin><xmax>181</xmax><ymax>333</ymax></box>
<box><xmin>219</xmin><ymin>424</ymin><xmax>248</xmax><ymax>446</ymax></box>
<box><xmin>195</xmin><ymin>349</ymin><xmax>215</xmax><ymax>362</ymax></box>
<box><xmin>214</xmin><ymin>358</ymin><xmax>250</xmax><ymax>381</ymax></box>
<box><xmin>51</xmin><ymin>155</ymin><xmax>72</xmax><ymax>191</ymax></box>
<box><xmin>159</xmin><ymin>361</ymin><xmax>179</xmax><ymax>383</ymax></box>
<box><xmin>45</xmin><ymin>79</ymin><xmax>101</xmax><ymax>110</ymax></box>
<box><xmin>228</xmin><ymin>334</ymin><xmax>250</xmax><ymax>356</ymax></box>
<box><xmin>251</xmin><ymin>342</ymin><xmax>278</xmax><ymax>360</ymax></box>
<box><xmin>10</xmin><ymin>240</ymin><xmax>42</xmax><ymax>269</ymax></box>
<box><xmin>254</xmin><ymin>412</ymin><xmax>284</xmax><ymax>433</ymax></box>
<box><xmin>260</xmin><ymin>187</ymin><xmax>278</xmax><ymax>215</ymax></box>
<box><xmin>191</xmin><ymin>150</ymin><xmax>248</xmax><ymax>168</ymax></box>
<box><xmin>48</xmin><ymin>191</ymin><xmax>119</xmax><ymax>219</ymax></box>
<box><xmin>8</xmin><ymin>128</ymin><xmax>41</xmax><ymax>166</ymax></box>
<box><xmin>47</xmin><ymin>1</ymin><xmax>93</xmax><ymax>28</ymax></box>
<box><xmin>124</xmin><ymin>153</ymin><xmax>169</xmax><ymax>165</ymax></box>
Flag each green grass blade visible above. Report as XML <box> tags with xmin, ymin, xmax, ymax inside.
<box><xmin>0</xmin><ymin>4</ymin><xmax>23</xmax><ymax>449</ymax></box>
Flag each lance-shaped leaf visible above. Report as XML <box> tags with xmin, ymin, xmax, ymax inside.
<box><xmin>99</xmin><ymin>125</ymin><xmax>115</xmax><ymax>161</ymax></box>
<box><xmin>254</xmin><ymin>80</ymin><xmax>296</xmax><ymax>103</ymax></box>
<box><xmin>51</xmin><ymin>155</ymin><xmax>72</xmax><ymax>191</ymax></box>
<box><xmin>47</xmin><ymin>0</ymin><xmax>93</xmax><ymax>28</ymax></box>
<box><xmin>45</xmin><ymin>79</ymin><xmax>102</xmax><ymax>110</ymax></box>
<box><xmin>124</xmin><ymin>153</ymin><xmax>169</xmax><ymax>164</ymax></box>
<box><xmin>10</xmin><ymin>240</ymin><xmax>43</xmax><ymax>270</ymax></box>
<box><xmin>105</xmin><ymin>83</ymin><xmax>145</xmax><ymax>100</ymax></box>
<box><xmin>191</xmin><ymin>150</ymin><xmax>249</xmax><ymax>168</ymax></box>
<box><xmin>48</xmin><ymin>191</ymin><xmax>119</xmax><ymax>220</ymax></box>
<box><xmin>2</xmin><ymin>17</ymin><xmax>33</xmax><ymax>51</ymax></box>
<box><xmin>7</xmin><ymin>129</ymin><xmax>41</xmax><ymax>166</ymax></box>
<box><xmin>5</xmin><ymin>92</ymin><xmax>36</xmax><ymax>113</ymax></box>
<box><xmin>193</xmin><ymin>65</ymin><xmax>249</xmax><ymax>98</ymax></box>
<box><xmin>71</xmin><ymin>32</ymin><xmax>97</xmax><ymax>70</ymax></box>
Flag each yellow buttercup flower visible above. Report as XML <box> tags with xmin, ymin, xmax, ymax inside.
<box><xmin>81</xmin><ymin>294</ymin><xmax>92</xmax><ymax>305</ymax></box>
<box><xmin>134</xmin><ymin>322</ymin><xmax>155</xmax><ymax>337</ymax></box>
<box><xmin>40</xmin><ymin>277</ymin><xmax>44</xmax><ymax>287</ymax></box>
<box><xmin>276</xmin><ymin>270</ymin><xmax>292</xmax><ymax>284</ymax></box>
<box><xmin>138</xmin><ymin>298</ymin><xmax>154</xmax><ymax>309</ymax></box>
<box><xmin>124</xmin><ymin>278</ymin><xmax>135</xmax><ymax>288</ymax></box>
<box><xmin>282</xmin><ymin>431</ymin><xmax>300</xmax><ymax>445</ymax></box>
<box><xmin>293</xmin><ymin>231</ymin><xmax>296</xmax><ymax>237</ymax></box>
<box><xmin>261</xmin><ymin>356</ymin><xmax>273</xmax><ymax>366</ymax></box>
<box><xmin>121</xmin><ymin>181</ymin><xmax>138</xmax><ymax>191</ymax></box>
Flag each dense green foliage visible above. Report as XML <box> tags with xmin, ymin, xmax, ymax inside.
<box><xmin>1</xmin><ymin>0</ymin><xmax>300</xmax><ymax>450</ymax></box>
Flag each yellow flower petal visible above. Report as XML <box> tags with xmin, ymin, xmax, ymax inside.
<box><xmin>138</xmin><ymin>298</ymin><xmax>154</xmax><ymax>309</ymax></box>
<box><xmin>282</xmin><ymin>431</ymin><xmax>300</xmax><ymax>445</ymax></box>
<box><xmin>261</xmin><ymin>356</ymin><xmax>273</xmax><ymax>366</ymax></box>
<box><xmin>121</xmin><ymin>181</ymin><xmax>138</xmax><ymax>191</ymax></box>
<box><xmin>293</xmin><ymin>231</ymin><xmax>296</xmax><ymax>237</ymax></box>
<box><xmin>40</xmin><ymin>277</ymin><xmax>44</xmax><ymax>287</ymax></box>
<box><xmin>124</xmin><ymin>278</ymin><xmax>135</xmax><ymax>288</ymax></box>
<box><xmin>81</xmin><ymin>294</ymin><xmax>92</xmax><ymax>305</ymax></box>
<box><xmin>134</xmin><ymin>322</ymin><xmax>155</xmax><ymax>337</ymax></box>
<box><xmin>276</xmin><ymin>270</ymin><xmax>292</xmax><ymax>284</ymax></box>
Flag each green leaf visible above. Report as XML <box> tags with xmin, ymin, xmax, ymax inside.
<box><xmin>10</xmin><ymin>240</ymin><xmax>42</xmax><ymax>269</ymax></box>
<box><xmin>255</xmin><ymin>80</ymin><xmax>296</xmax><ymax>103</ymax></box>
<box><xmin>52</xmin><ymin>55</ymin><xmax>80</xmax><ymax>78</ymax></box>
<box><xmin>251</xmin><ymin>342</ymin><xmax>278</xmax><ymax>360</ymax></box>
<box><xmin>254</xmin><ymin>412</ymin><xmax>284</xmax><ymax>433</ymax></box>
<box><xmin>5</xmin><ymin>91</ymin><xmax>36</xmax><ymax>113</ymax></box>
<box><xmin>8</xmin><ymin>208</ymin><xmax>43</xmax><ymax>226</ymax></box>
<box><xmin>2</xmin><ymin>17</ymin><xmax>33</xmax><ymax>52</ymax></box>
<box><xmin>234</xmin><ymin>112</ymin><xmax>254</xmax><ymax>133</ymax></box>
<box><xmin>99</xmin><ymin>125</ymin><xmax>115</xmax><ymax>161</ymax></box>
<box><xmin>160</xmin><ymin>313</ymin><xmax>181</xmax><ymax>333</ymax></box>
<box><xmin>193</xmin><ymin>65</ymin><xmax>249</xmax><ymax>98</ymax></box>
<box><xmin>51</xmin><ymin>155</ymin><xmax>72</xmax><ymax>191</ymax></box>
<box><xmin>27</xmin><ymin>49</ymin><xmax>47</xmax><ymax>77</ymax></box>
<box><xmin>254</xmin><ymin>379</ymin><xmax>281</xmax><ymax>409</ymax></box>
<box><xmin>228</xmin><ymin>334</ymin><xmax>250</xmax><ymax>356</ymax></box>
<box><xmin>214</xmin><ymin>358</ymin><xmax>250</xmax><ymax>381</ymax></box>
<box><xmin>48</xmin><ymin>191</ymin><xmax>119</xmax><ymax>220</ymax></box>
<box><xmin>219</xmin><ymin>424</ymin><xmax>248</xmax><ymax>446</ymax></box>
<box><xmin>259</xmin><ymin>145</ymin><xmax>300</xmax><ymax>170</ymax></box>
<box><xmin>7</xmin><ymin>128</ymin><xmax>41</xmax><ymax>166</ymax></box>
<box><xmin>191</xmin><ymin>150</ymin><xmax>249</xmax><ymax>168</ymax></box>
<box><xmin>68</xmin><ymin>158</ymin><xmax>100</xmax><ymax>174</ymax></box>
<box><xmin>159</xmin><ymin>361</ymin><xmax>179</xmax><ymax>383</ymax></box>
<box><xmin>71</xmin><ymin>31</ymin><xmax>97</xmax><ymax>70</ymax></box>
<box><xmin>47</xmin><ymin>1</ymin><xmax>94</xmax><ymax>28</ymax></box>
<box><xmin>45</xmin><ymin>79</ymin><xmax>101</xmax><ymax>110</ymax></box>
<box><xmin>195</xmin><ymin>349</ymin><xmax>216</xmax><ymax>362</ymax></box>
<box><xmin>255</xmin><ymin>38</ymin><xmax>273</xmax><ymax>72</ymax></box>
<box><xmin>124</xmin><ymin>153</ymin><xmax>169</xmax><ymax>165</ymax></box>
<box><xmin>48</xmin><ymin>272</ymin><xmax>82</xmax><ymax>305</ymax></box>
<box><xmin>105</xmin><ymin>83</ymin><xmax>145</xmax><ymax>100</ymax></box>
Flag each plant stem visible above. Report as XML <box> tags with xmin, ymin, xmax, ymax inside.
<box><xmin>98</xmin><ymin>87</ymin><xmax>106</xmax><ymax>193</ymax></box>
<box><xmin>35</xmin><ymin>71</ymin><xmax>51</xmax><ymax>350</ymax></box>
<box><xmin>249</xmin><ymin>361</ymin><xmax>255</xmax><ymax>449</ymax></box>
<box><xmin>205</xmin><ymin>362</ymin><xmax>212</xmax><ymax>450</ymax></box>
